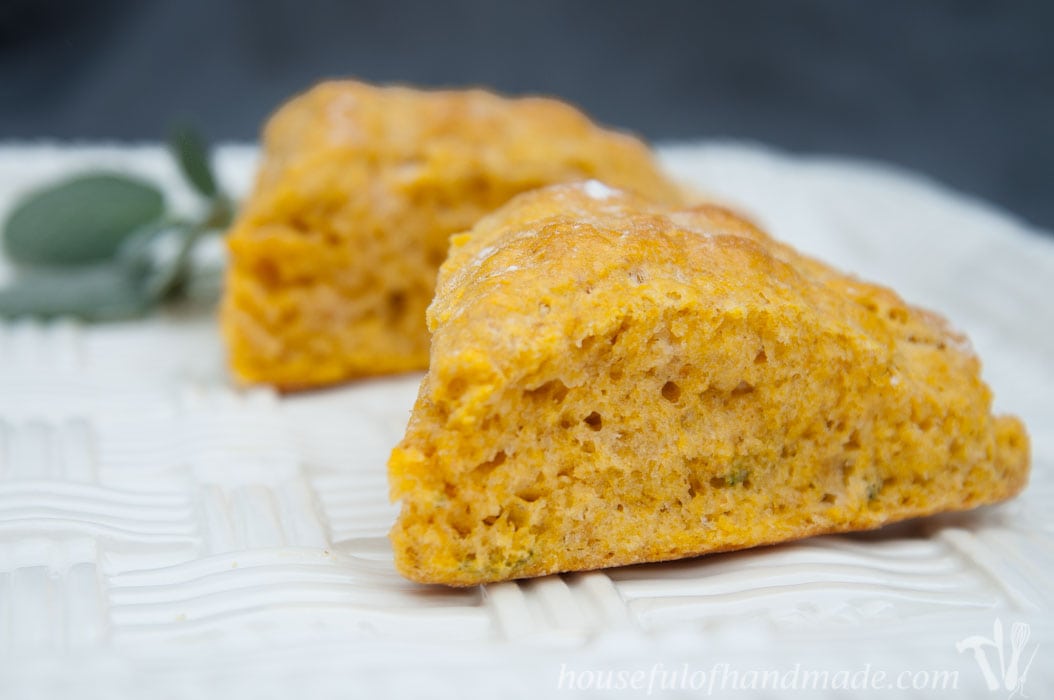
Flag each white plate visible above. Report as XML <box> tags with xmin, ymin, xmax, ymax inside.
<box><xmin>0</xmin><ymin>143</ymin><xmax>1051</xmax><ymax>699</ymax></box>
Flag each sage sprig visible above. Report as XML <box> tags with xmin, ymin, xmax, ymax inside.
<box><xmin>0</xmin><ymin>125</ymin><xmax>232</xmax><ymax>321</ymax></box>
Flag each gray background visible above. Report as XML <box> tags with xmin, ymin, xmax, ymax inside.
<box><xmin>1</xmin><ymin>0</ymin><xmax>1051</xmax><ymax>231</ymax></box>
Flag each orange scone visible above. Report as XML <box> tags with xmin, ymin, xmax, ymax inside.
<box><xmin>222</xmin><ymin>81</ymin><xmax>684</xmax><ymax>389</ymax></box>
<box><xmin>388</xmin><ymin>181</ymin><xmax>1030</xmax><ymax>586</ymax></box>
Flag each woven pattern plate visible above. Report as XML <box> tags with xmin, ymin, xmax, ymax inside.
<box><xmin>0</xmin><ymin>143</ymin><xmax>1051</xmax><ymax>699</ymax></box>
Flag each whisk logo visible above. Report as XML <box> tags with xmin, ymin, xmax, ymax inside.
<box><xmin>956</xmin><ymin>619</ymin><xmax>1038</xmax><ymax>697</ymax></box>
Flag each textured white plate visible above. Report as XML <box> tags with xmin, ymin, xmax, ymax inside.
<box><xmin>0</xmin><ymin>143</ymin><xmax>1051</xmax><ymax>699</ymax></box>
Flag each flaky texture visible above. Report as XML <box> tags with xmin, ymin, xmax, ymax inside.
<box><xmin>221</xmin><ymin>81</ymin><xmax>684</xmax><ymax>389</ymax></box>
<box><xmin>388</xmin><ymin>181</ymin><xmax>1030</xmax><ymax>586</ymax></box>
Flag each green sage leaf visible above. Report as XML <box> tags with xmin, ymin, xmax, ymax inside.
<box><xmin>169</xmin><ymin>123</ymin><xmax>218</xmax><ymax>198</ymax></box>
<box><xmin>0</xmin><ymin>265</ymin><xmax>154</xmax><ymax>321</ymax></box>
<box><xmin>2</xmin><ymin>174</ymin><xmax>165</xmax><ymax>266</ymax></box>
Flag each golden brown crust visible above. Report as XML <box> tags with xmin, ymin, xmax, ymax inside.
<box><xmin>221</xmin><ymin>81</ymin><xmax>684</xmax><ymax>389</ymax></box>
<box><xmin>388</xmin><ymin>182</ymin><xmax>1030</xmax><ymax>586</ymax></box>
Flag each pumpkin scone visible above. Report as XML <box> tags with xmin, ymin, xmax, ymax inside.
<box><xmin>222</xmin><ymin>81</ymin><xmax>684</xmax><ymax>389</ymax></box>
<box><xmin>388</xmin><ymin>181</ymin><xmax>1030</xmax><ymax>586</ymax></box>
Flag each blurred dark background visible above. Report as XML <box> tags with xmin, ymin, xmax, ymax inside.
<box><xmin>1</xmin><ymin>0</ymin><xmax>1051</xmax><ymax>230</ymax></box>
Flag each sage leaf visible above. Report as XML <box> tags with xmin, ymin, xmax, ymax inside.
<box><xmin>169</xmin><ymin>123</ymin><xmax>218</xmax><ymax>198</ymax></box>
<box><xmin>2</xmin><ymin>174</ymin><xmax>164</xmax><ymax>266</ymax></box>
<box><xmin>0</xmin><ymin>265</ymin><xmax>154</xmax><ymax>321</ymax></box>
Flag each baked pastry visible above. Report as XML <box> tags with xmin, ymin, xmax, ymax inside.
<box><xmin>388</xmin><ymin>181</ymin><xmax>1030</xmax><ymax>586</ymax></box>
<box><xmin>222</xmin><ymin>81</ymin><xmax>684</xmax><ymax>389</ymax></box>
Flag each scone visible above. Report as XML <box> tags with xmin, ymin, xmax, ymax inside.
<box><xmin>388</xmin><ymin>181</ymin><xmax>1030</xmax><ymax>586</ymax></box>
<box><xmin>222</xmin><ymin>81</ymin><xmax>684</xmax><ymax>389</ymax></box>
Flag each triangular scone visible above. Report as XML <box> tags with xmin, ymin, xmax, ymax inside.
<box><xmin>222</xmin><ymin>81</ymin><xmax>684</xmax><ymax>389</ymax></box>
<box><xmin>388</xmin><ymin>181</ymin><xmax>1030</xmax><ymax>586</ymax></box>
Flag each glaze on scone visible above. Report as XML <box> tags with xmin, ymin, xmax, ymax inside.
<box><xmin>222</xmin><ymin>81</ymin><xmax>684</xmax><ymax>389</ymax></box>
<box><xmin>388</xmin><ymin>182</ymin><xmax>1030</xmax><ymax>586</ymax></box>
